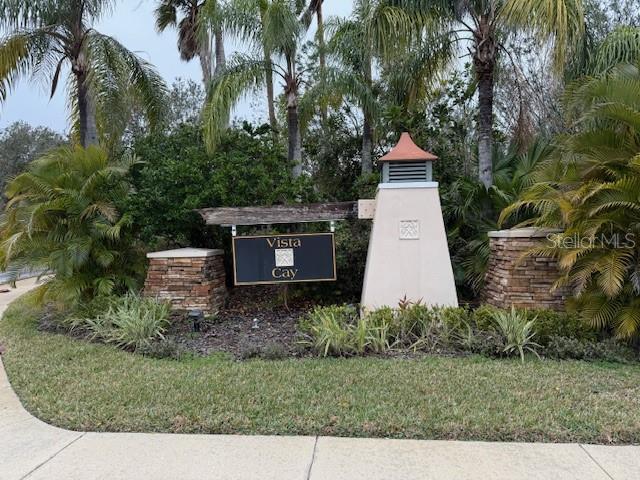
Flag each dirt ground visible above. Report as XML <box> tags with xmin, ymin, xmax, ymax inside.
<box><xmin>168</xmin><ymin>286</ymin><xmax>316</xmax><ymax>358</ymax></box>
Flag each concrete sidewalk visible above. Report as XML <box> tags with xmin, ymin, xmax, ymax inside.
<box><xmin>1</xmin><ymin>280</ymin><xmax>639</xmax><ymax>479</ymax></box>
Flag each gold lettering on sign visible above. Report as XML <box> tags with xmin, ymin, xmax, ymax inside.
<box><xmin>272</xmin><ymin>268</ymin><xmax>299</xmax><ymax>279</ymax></box>
<box><xmin>266</xmin><ymin>237</ymin><xmax>302</xmax><ymax>248</ymax></box>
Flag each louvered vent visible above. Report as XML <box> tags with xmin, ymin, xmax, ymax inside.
<box><xmin>388</xmin><ymin>161</ymin><xmax>428</xmax><ymax>183</ymax></box>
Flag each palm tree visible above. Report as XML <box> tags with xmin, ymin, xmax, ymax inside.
<box><xmin>215</xmin><ymin>0</ymin><xmax>283</xmax><ymax>131</ymax></box>
<box><xmin>444</xmin><ymin>139</ymin><xmax>551</xmax><ymax>295</ymax></box>
<box><xmin>203</xmin><ymin>0</ymin><xmax>305</xmax><ymax>176</ymax></box>
<box><xmin>155</xmin><ymin>0</ymin><xmax>226</xmax><ymax>85</ymax></box>
<box><xmin>321</xmin><ymin>1</ymin><xmax>379</xmax><ymax>174</ymax></box>
<box><xmin>501</xmin><ymin>62</ymin><xmax>640</xmax><ymax>338</ymax></box>
<box><xmin>394</xmin><ymin>0</ymin><xmax>584</xmax><ymax>188</ymax></box>
<box><xmin>0</xmin><ymin>0</ymin><xmax>167</xmax><ymax>148</ymax></box>
<box><xmin>305</xmin><ymin>0</ymin><xmax>451</xmax><ymax>174</ymax></box>
<box><xmin>0</xmin><ymin>145</ymin><xmax>143</xmax><ymax>306</ymax></box>
<box><xmin>301</xmin><ymin>0</ymin><xmax>326</xmax><ymax>121</ymax></box>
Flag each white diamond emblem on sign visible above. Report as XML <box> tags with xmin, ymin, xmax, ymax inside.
<box><xmin>275</xmin><ymin>248</ymin><xmax>294</xmax><ymax>267</ymax></box>
<box><xmin>399</xmin><ymin>220</ymin><xmax>419</xmax><ymax>240</ymax></box>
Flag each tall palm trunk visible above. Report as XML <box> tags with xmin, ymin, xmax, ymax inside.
<box><xmin>199</xmin><ymin>32</ymin><xmax>213</xmax><ymax>85</ymax></box>
<box><xmin>287</xmin><ymin>89</ymin><xmax>302</xmax><ymax>178</ymax></box>
<box><xmin>476</xmin><ymin>70</ymin><xmax>494</xmax><ymax>188</ymax></box>
<box><xmin>361</xmin><ymin>48</ymin><xmax>373</xmax><ymax>175</ymax></box>
<box><xmin>285</xmin><ymin>59</ymin><xmax>302</xmax><ymax>178</ymax></box>
<box><xmin>77</xmin><ymin>73</ymin><xmax>98</xmax><ymax>148</ymax></box>
<box><xmin>362</xmin><ymin>112</ymin><xmax>373</xmax><ymax>175</ymax></box>
<box><xmin>259</xmin><ymin>6</ymin><xmax>277</xmax><ymax>131</ymax></box>
<box><xmin>74</xmin><ymin>52</ymin><xmax>98</xmax><ymax>148</ymax></box>
<box><xmin>473</xmin><ymin>16</ymin><xmax>496</xmax><ymax>188</ymax></box>
<box><xmin>316</xmin><ymin>1</ymin><xmax>327</xmax><ymax>122</ymax></box>
<box><xmin>264</xmin><ymin>51</ymin><xmax>278</xmax><ymax>131</ymax></box>
<box><xmin>213</xmin><ymin>28</ymin><xmax>225</xmax><ymax>76</ymax></box>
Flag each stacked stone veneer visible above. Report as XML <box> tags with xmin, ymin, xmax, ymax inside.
<box><xmin>144</xmin><ymin>248</ymin><xmax>226</xmax><ymax>314</ymax></box>
<box><xmin>483</xmin><ymin>229</ymin><xmax>570</xmax><ymax>311</ymax></box>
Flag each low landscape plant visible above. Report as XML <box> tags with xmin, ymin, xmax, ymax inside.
<box><xmin>545</xmin><ymin>335</ymin><xmax>638</xmax><ymax>363</ymax></box>
<box><xmin>82</xmin><ymin>294</ymin><xmax>170</xmax><ymax>351</ymax></box>
<box><xmin>136</xmin><ymin>338</ymin><xmax>185</xmax><ymax>360</ymax></box>
<box><xmin>473</xmin><ymin>304</ymin><xmax>595</xmax><ymax>342</ymax></box>
<box><xmin>301</xmin><ymin>302</ymin><xmax>619</xmax><ymax>361</ymax></box>
<box><xmin>303</xmin><ymin>303</ymin><xmax>494</xmax><ymax>357</ymax></box>
<box><xmin>300</xmin><ymin>305</ymin><xmax>360</xmax><ymax>356</ymax></box>
<box><xmin>490</xmin><ymin>306</ymin><xmax>541</xmax><ymax>363</ymax></box>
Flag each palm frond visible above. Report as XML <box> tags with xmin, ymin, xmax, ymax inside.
<box><xmin>85</xmin><ymin>31</ymin><xmax>168</xmax><ymax>141</ymax></box>
<box><xmin>499</xmin><ymin>0</ymin><xmax>584</xmax><ymax>70</ymax></box>
<box><xmin>154</xmin><ymin>1</ymin><xmax>179</xmax><ymax>31</ymax></box>
<box><xmin>504</xmin><ymin>60</ymin><xmax>640</xmax><ymax>337</ymax></box>
<box><xmin>0</xmin><ymin>29</ymin><xmax>55</xmax><ymax>101</ymax></box>
<box><xmin>591</xmin><ymin>26</ymin><xmax>640</xmax><ymax>74</ymax></box>
<box><xmin>262</xmin><ymin>0</ymin><xmax>302</xmax><ymax>58</ymax></box>
<box><xmin>202</xmin><ymin>54</ymin><xmax>267</xmax><ymax>152</ymax></box>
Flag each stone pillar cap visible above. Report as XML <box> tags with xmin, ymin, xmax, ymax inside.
<box><xmin>488</xmin><ymin>228</ymin><xmax>562</xmax><ymax>239</ymax></box>
<box><xmin>147</xmin><ymin>248</ymin><xmax>224</xmax><ymax>259</ymax></box>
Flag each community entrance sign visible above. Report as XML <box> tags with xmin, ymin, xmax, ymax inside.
<box><xmin>232</xmin><ymin>233</ymin><xmax>336</xmax><ymax>285</ymax></box>
<box><xmin>197</xmin><ymin>131</ymin><xmax>458</xmax><ymax>310</ymax></box>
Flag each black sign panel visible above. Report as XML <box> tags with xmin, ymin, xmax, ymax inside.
<box><xmin>232</xmin><ymin>233</ymin><xmax>336</xmax><ymax>285</ymax></box>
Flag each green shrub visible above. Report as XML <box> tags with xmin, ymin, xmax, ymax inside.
<box><xmin>439</xmin><ymin>306</ymin><xmax>474</xmax><ymax>331</ymax></box>
<box><xmin>473</xmin><ymin>305</ymin><xmax>595</xmax><ymax>344</ymax></box>
<box><xmin>404</xmin><ymin>306</ymin><xmax>473</xmax><ymax>353</ymax></box>
<box><xmin>465</xmin><ymin>331</ymin><xmax>506</xmax><ymax>357</ymax></box>
<box><xmin>300</xmin><ymin>305</ymin><xmax>360</xmax><ymax>356</ymax></box>
<box><xmin>84</xmin><ymin>294</ymin><xmax>171</xmax><ymax>351</ymax></box>
<box><xmin>333</xmin><ymin>220</ymin><xmax>371</xmax><ymax>301</ymax></box>
<box><xmin>473</xmin><ymin>305</ymin><xmax>502</xmax><ymax>332</ymax></box>
<box><xmin>545</xmin><ymin>336</ymin><xmax>637</xmax><ymax>363</ymax></box>
<box><xmin>394</xmin><ymin>303</ymin><xmax>433</xmax><ymax>343</ymax></box>
<box><xmin>0</xmin><ymin>146</ymin><xmax>144</xmax><ymax>307</ymax></box>
<box><xmin>301</xmin><ymin>303</ymin><xmax>476</xmax><ymax>357</ymax></box>
<box><xmin>260</xmin><ymin>342</ymin><xmax>289</xmax><ymax>360</ymax></box>
<box><xmin>137</xmin><ymin>338</ymin><xmax>185</xmax><ymax>360</ymax></box>
<box><xmin>238</xmin><ymin>341</ymin><xmax>263</xmax><ymax>360</ymax></box>
<box><xmin>236</xmin><ymin>341</ymin><xmax>292</xmax><ymax>360</ymax></box>
<box><xmin>365</xmin><ymin>307</ymin><xmax>396</xmax><ymax>352</ymax></box>
<box><xmin>301</xmin><ymin>303</ymin><xmax>635</xmax><ymax>361</ymax></box>
<box><xmin>490</xmin><ymin>306</ymin><xmax>541</xmax><ymax>362</ymax></box>
<box><xmin>126</xmin><ymin>124</ymin><xmax>312</xmax><ymax>249</ymax></box>
<box><xmin>530</xmin><ymin>309</ymin><xmax>595</xmax><ymax>343</ymax></box>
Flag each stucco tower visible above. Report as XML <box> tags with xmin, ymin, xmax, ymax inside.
<box><xmin>361</xmin><ymin>132</ymin><xmax>458</xmax><ymax>310</ymax></box>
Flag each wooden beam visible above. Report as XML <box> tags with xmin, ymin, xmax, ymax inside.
<box><xmin>198</xmin><ymin>202</ymin><xmax>359</xmax><ymax>226</ymax></box>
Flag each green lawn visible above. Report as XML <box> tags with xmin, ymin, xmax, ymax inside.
<box><xmin>2</xmin><ymin>296</ymin><xmax>640</xmax><ymax>444</ymax></box>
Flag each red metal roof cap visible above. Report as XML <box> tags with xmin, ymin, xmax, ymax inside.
<box><xmin>379</xmin><ymin>132</ymin><xmax>438</xmax><ymax>162</ymax></box>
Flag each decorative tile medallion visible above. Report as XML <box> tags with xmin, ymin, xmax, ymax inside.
<box><xmin>275</xmin><ymin>248</ymin><xmax>295</xmax><ymax>267</ymax></box>
<box><xmin>399</xmin><ymin>220</ymin><xmax>419</xmax><ymax>240</ymax></box>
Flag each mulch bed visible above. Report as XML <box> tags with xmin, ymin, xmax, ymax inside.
<box><xmin>168</xmin><ymin>286</ymin><xmax>315</xmax><ymax>358</ymax></box>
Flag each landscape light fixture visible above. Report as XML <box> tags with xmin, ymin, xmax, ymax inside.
<box><xmin>188</xmin><ymin>309</ymin><xmax>203</xmax><ymax>333</ymax></box>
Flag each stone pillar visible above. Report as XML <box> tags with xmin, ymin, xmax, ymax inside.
<box><xmin>144</xmin><ymin>248</ymin><xmax>226</xmax><ymax>315</ymax></box>
<box><xmin>483</xmin><ymin>228</ymin><xmax>569</xmax><ymax>311</ymax></box>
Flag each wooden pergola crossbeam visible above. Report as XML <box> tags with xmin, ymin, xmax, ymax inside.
<box><xmin>198</xmin><ymin>202</ymin><xmax>359</xmax><ymax>226</ymax></box>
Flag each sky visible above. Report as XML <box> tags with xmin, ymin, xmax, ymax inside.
<box><xmin>0</xmin><ymin>0</ymin><xmax>353</xmax><ymax>135</ymax></box>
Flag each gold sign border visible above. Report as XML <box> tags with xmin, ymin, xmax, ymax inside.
<box><xmin>232</xmin><ymin>232</ymin><xmax>337</xmax><ymax>286</ymax></box>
